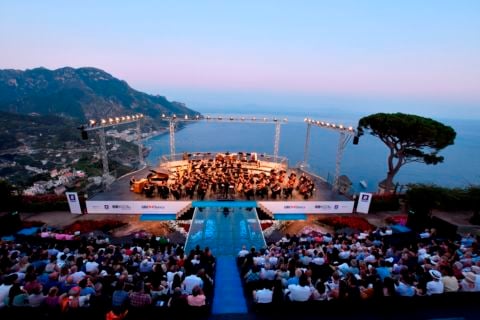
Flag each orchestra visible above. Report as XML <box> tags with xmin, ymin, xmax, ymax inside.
<box><xmin>129</xmin><ymin>152</ymin><xmax>316</xmax><ymax>201</ymax></box>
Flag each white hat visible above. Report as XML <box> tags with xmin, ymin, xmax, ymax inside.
<box><xmin>429</xmin><ymin>269</ymin><xmax>441</xmax><ymax>280</ymax></box>
<box><xmin>99</xmin><ymin>270</ymin><xmax>108</xmax><ymax>277</ymax></box>
<box><xmin>463</xmin><ymin>272</ymin><xmax>476</xmax><ymax>283</ymax></box>
<box><xmin>471</xmin><ymin>266</ymin><xmax>480</xmax><ymax>274</ymax></box>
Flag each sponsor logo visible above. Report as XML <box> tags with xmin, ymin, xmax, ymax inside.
<box><xmin>112</xmin><ymin>205</ymin><xmax>131</xmax><ymax>210</ymax></box>
<box><xmin>284</xmin><ymin>205</ymin><xmax>306</xmax><ymax>209</ymax></box>
<box><xmin>104</xmin><ymin>205</ymin><xmax>109</xmax><ymax>209</ymax></box>
<box><xmin>334</xmin><ymin>205</ymin><xmax>339</xmax><ymax>209</ymax></box>
<box><xmin>68</xmin><ymin>194</ymin><xmax>76</xmax><ymax>201</ymax></box>
<box><xmin>141</xmin><ymin>205</ymin><xmax>166</xmax><ymax>209</ymax></box>
<box><xmin>315</xmin><ymin>205</ymin><xmax>331</xmax><ymax>209</ymax></box>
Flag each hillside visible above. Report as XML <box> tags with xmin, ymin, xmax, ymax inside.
<box><xmin>0</xmin><ymin>67</ymin><xmax>199</xmax><ymax>120</ymax></box>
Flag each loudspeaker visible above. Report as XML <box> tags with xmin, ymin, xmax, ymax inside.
<box><xmin>81</xmin><ymin>130</ymin><xmax>89</xmax><ymax>140</ymax></box>
<box><xmin>353</xmin><ymin>136</ymin><xmax>359</xmax><ymax>145</ymax></box>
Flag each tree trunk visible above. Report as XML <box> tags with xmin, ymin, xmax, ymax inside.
<box><xmin>384</xmin><ymin>172</ymin><xmax>395</xmax><ymax>193</ymax></box>
<box><xmin>384</xmin><ymin>151</ymin><xmax>403</xmax><ymax>194</ymax></box>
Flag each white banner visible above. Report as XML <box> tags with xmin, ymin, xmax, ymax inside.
<box><xmin>65</xmin><ymin>192</ymin><xmax>82</xmax><ymax>214</ymax></box>
<box><xmin>356</xmin><ymin>192</ymin><xmax>373</xmax><ymax>214</ymax></box>
<box><xmin>258</xmin><ymin>201</ymin><xmax>354</xmax><ymax>214</ymax></box>
<box><xmin>86</xmin><ymin>200</ymin><xmax>191</xmax><ymax>214</ymax></box>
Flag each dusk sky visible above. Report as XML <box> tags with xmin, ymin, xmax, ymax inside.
<box><xmin>1</xmin><ymin>1</ymin><xmax>479</xmax><ymax>119</ymax></box>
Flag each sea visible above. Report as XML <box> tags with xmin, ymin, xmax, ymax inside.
<box><xmin>145</xmin><ymin>111</ymin><xmax>480</xmax><ymax>193</ymax></box>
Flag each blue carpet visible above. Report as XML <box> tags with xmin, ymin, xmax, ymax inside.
<box><xmin>139</xmin><ymin>214</ymin><xmax>177</xmax><ymax>221</ymax></box>
<box><xmin>212</xmin><ymin>256</ymin><xmax>248</xmax><ymax>314</ymax></box>
<box><xmin>17</xmin><ymin>227</ymin><xmax>39</xmax><ymax>236</ymax></box>
<box><xmin>274</xmin><ymin>214</ymin><xmax>307</xmax><ymax>220</ymax></box>
<box><xmin>391</xmin><ymin>224</ymin><xmax>412</xmax><ymax>233</ymax></box>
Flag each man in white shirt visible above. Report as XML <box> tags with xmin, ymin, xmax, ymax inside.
<box><xmin>0</xmin><ymin>274</ymin><xmax>17</xmax><ymax>308</ymax></box>
<box><xmin>426</xmin><ymin>270</ymin><xmax>444</xmax><ymax>295</ymax></box>
<box><xmin>183</xmin><ymin>271</ymin><xmax>203</xmax><ymax>294</ymax></box>
<box><xmin>253</xmin><ymin>288</ymin><xmax>273</xmax><ymax>304</ymax></box>
<box><xmin>286</xmin><ymin>274</ymin><xmax>312</xmax><ymax>302</ymax></box>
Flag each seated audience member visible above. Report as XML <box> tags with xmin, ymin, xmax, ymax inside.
<box><xmin>285</xmin><ymin>273</ymin><xmax>312</xmax><ymax>302</ymax></box>
<box><xmin>460</xmin><ymin>272</ymin><xmax>479</xmax><ymax>292</ymax></box>
<box><xmin>426</xmin><ymin>270</ymin><xmax>444</xmax><ymax>295</ymax></box>
<box><xmin>253</xmin><ymin>287</ymin><xmax>273</xmax><ymax>304</ymax></box>
<box><xmin>187</xmin><ymin>285</ymin><xmax>206</xmax><ymax>307</ymax></box>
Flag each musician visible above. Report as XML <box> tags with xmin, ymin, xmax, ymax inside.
<box><xmin>197</xmin><ymin>181</ymin><xmax>208</xmax><ymax>200</ymax></box>
<box><xmin>271</xmin><ymin>183</ymin><xmax>281</xmax><ymax>199</ymax></box>
<box><xmin>244</xmin><ymin>181</ymin><xmax>254</xmax><ymax>200</ymax></box>
<box><xmin>130</xmin><ymin>176</ymin><xmax>136</xmax><ymax>191</ymax></box>
<box><xmin>170</xmin><ymin>183</ymin><xmax>181</xmax><ymax>200</ymax></box>
<box><xmin>143</xmin><ymin>182</ymin><xmax>155</xmax><ymax>198</ymax></box>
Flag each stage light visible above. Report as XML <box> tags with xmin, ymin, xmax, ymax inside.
<box><xmin>89</xmin><ymin>120</ymin><xmax>96</xmax><ymax>126</ymax></box>
<box><xmin>115</xmin><ymin>117</ymin><xmax>120</xmax><ymax>122</ymax></box>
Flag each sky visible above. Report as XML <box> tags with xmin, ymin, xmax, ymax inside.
<box><xmin>0</xmin><ymin>0</ymin><xmax>479</xmax><ymax>119</ymax></box>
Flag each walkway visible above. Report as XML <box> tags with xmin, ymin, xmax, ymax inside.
<box><xmin>185</xmin><ymin>205</ymin><xmax>266</xmax><ymax>315</ymax></box>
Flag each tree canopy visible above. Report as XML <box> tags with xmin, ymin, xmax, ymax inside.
<box><xmin>358</xmin><ymin>113</ymin><xmax>456</xmax><ymax>192</ymax></box>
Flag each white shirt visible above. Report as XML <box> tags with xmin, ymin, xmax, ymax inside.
<box><xmin>0</xmin><ymin>284</ymin><xmax>13</xmax><ymax>308</ymax></box>
<box><xmin>255</xmin><ymin>288</ymin><xmax>273</xmax><ymax>303</ymax></box>
<box><xmin>426</xmin><ymin>280</ymin><xmax>444</xmax><ymax>295</ymax></box>
<box><xmin>85</xmin><ymin>261</ymin><xmax>99</xmax><ymax>273</ymax></box>
<box><xmin>71</xmin><ymin>271</ymin><xmax>86</xmax><ymax>283</ymax></box>
<box><xmin>238</xmin><ymin>249</ymin><xmax>249</xmax><ymax>258</ymax></box>
<box><xmin>287</xmin><ymin>284</ymin><xmax>312</xmax><ymax>302</ymax></box>
<box><xmin>183</xmin><ymin>275</ymin><xmax>203</xmax><ymax>294</ymax></box>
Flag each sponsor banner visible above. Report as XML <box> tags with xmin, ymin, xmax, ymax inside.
<box><xmin>86</xmin><ymin>201</ymin><xmax>191</xmax><ymax>214</ymax></box>
<box><xmin>65</xmin><ymin>192</ymin><xmax>82</xmax><ymax>214</ymax></box>
<box><xmin>356</xmin><ymin>192</ymin><xmax>373</xmax><ymax>214</ymax></box>
<box><xmin>259</xmin><ymin>201</ymin><xmax>354</xmax><ymax>214</ymax></box>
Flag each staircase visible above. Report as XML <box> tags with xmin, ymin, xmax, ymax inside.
<box><xmin>184</xmin><ymin>206</ymin><xmax>266</xmax><ymax>315</ymax></box>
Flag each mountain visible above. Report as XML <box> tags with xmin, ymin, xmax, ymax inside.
<box><xmin>0</xmin><ymin>67</ymin><xmax>199</xmax><ymax>121</ymax></box>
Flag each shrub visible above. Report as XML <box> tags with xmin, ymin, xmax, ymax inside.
<box><xmin>317</xmin><ymin>216</ymin><xmax>374</xmax><ymax>231</ymax></box>
<box><xmin>63</xmin><ymin>219</ymin><xmax>126</xmax><ymax>234</ymax></box>
<box><xmin>369</xmin><ymin>194</ymin><xmax>400</xmax><ymax>212</ymax></box>
<box><xmin>385</xmin><ymin>215</ymin><xmax>408</xmax><ymax>226</ymax></box>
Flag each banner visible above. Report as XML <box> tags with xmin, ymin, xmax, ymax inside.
<box><xmin>258</xmin><ymin>201</ymin><xmax>354</xmax><ymax>214</ymax></box>
<box><xmin>86</xmin><ymin>200</ymin><xmax>191</xmax><ymax>214</ymax></box>
<box><xmin>65</xmin><ymin>192</ymin><xmax>82</xmax><ymax>214</ymax></box>
<box><xmin>356</xmin><ymin>192</ymin><xmax>373</xmax><ymax>214</ymax></box>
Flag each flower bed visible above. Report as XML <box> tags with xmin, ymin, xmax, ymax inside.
<box><xmin>385</xmin><ymin>214</ymin><xmax>408</xmax><ymax>226</ymax></box>
<box><xmin>317</xmin><ymin>216</ymin><xmax>374</xmax><ymax>232</ymax></box>
<box><xmin>63</xmin><ymin>219</ymin><xmax>127</xmax><ymax>234</ymax></box>
<box><xmin>260</xmin><ymin>221</ymin><xmax>273</xmax><ymax>230</ymax></box>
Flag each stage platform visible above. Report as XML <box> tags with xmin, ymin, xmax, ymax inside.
<box><xmin>90</xmin><ymin>165</ymin><xmax>348</xmax><ymax>202</ymax></box>
<box><xmin>85</xmin><ymin>153</ymin><xmax>354</xmax><ymax>216</ymax></box>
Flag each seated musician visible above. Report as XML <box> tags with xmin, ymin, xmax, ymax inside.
<box><xmin>284</xmin><ymin>178</ymin><xmax>295</xmax><ymax>199</ymax></box>
<box><xmin>130</xmin><ymin>176</ymin><xmax>136</xmax><ymax>191</ymax></box>
<box><xmin>271</xmin><ymin>183</ymin><xmax>281</xmax><ymax>199</ymax></box>
<box><xmin>244</xmin><ymin>181</ymin><xmax>254</xmax><ymax>200</ymax></box>
<box><xmin>144</xmin><ymin>182</ymin><xmax>155</xmax><ymax>197</ymax></box>
<box><xmin>170</xmin><ymin>183</ymin><xmax>181</xmax><ymax>200</ymax></box>
<box><xmin>197</xmin><ymin>181</ymin><xmax>208</xmax><ymax>200</ymax></box>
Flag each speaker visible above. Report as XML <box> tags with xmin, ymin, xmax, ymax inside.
<box><xmin>81</xmin><ymin>130</ymin><xmax>89</xmax><ymax>140</ymax></box>
<box><xmin>353</xmin><ymin>136</ymin><xmax>359</xmax><ymax>145</ymax></box>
